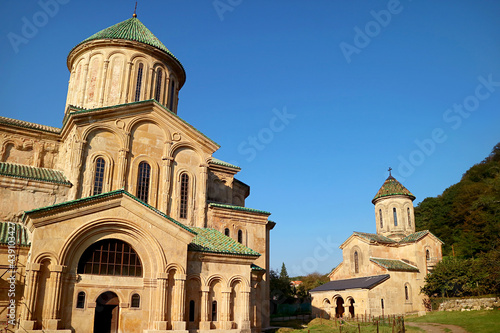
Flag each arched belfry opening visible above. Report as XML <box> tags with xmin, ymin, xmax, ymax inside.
<box><xmin>94</xmin><ymin>291</ymin><xmax>120</xmax><ymax>333</ymax></box>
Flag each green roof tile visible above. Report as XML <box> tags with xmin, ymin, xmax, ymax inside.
<box><xmin>210</xmin><ymin>157</ymin><xmax>241</xmax><ymax>170</ymax></box>
<box><xmin>24</xmin><ymin>189</ymin><xmax>195</xmax><ymax>234</ymax></box>
<box><xmin>372</xmin><ymin>175</ymin><xmax>415</xmax><ymax>203</ymax></box>
<box><xmin>353</xmin><ymin>232</ymin><xmax>397</xmax><ymax>244</ymax></box>
<box><xmin>209</xmin><ymin>203</ymin><xmax>270</xmax><ymax>215</ymax></box>
<box><xmin>0</xmin><ymin>222</ymin><xmax>30</xmax><ymax>247</ymax></box>
<box><xmin>73</xmin><ymin>17</ymin><xmax>183</xmax><ymax>71</ymax></box>
<box><xmin>0</xmin><ymin>116</ymin><xmax>60</xmax><ymax>133</ymax></box>
<box><xmin>251</xmin><ymin>264</ymin><xmax>266</xmax><ymax>271</ymax></box>
<box><xmin>0</xmin><ymin>162</ymin><xmax>71</xmax><ymax>186</ymax></box>
<box><xmin>189</xmin><ymin>227</ymin><xmax>260</xmax><ymax>257</ymax></box>
<box><xmin>370</xmin><ymin>258</ymin><xmax>419</xmax><ymax>272</ymax></box>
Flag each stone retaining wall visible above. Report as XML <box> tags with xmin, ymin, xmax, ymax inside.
<box><xmin>437</xmin><ymin>297</ymin><xmax>499</xmax><ymax>311</ymax></box>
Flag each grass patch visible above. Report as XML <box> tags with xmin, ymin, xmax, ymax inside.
<box><xmin>406</xmin><ymin>309</ymin><xmax>500</xmax><ymax>333</ymax></box>
<box><xmin>267</xmin><ymin>318</ymin><xmax>422</xmax><ymax>333</ymax></box>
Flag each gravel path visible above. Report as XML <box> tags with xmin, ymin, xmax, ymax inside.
<box><xmin>406</xmin><ymin>321</ymin><xmax>470</xmax><ymax>333</ymax></box>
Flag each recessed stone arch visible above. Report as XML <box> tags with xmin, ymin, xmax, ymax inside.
<box><xmin>59</xmin><ymin>218</ymin><xmax>166</xmax><ymax>278</ymax></box>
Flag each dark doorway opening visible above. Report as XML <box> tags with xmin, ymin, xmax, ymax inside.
<box><xmin>335</xmin><ymin>297</ymin><xmax>344</xmax><ymax>318</ymax></box>
<box><xmin>94</xmin><ymin>291</ymin><xmax>119</xmax><ymax>333</ymax></box>
<box><xmin>349</xmin><ymin>299</ymin><xmax>355</xmax><ymax>317</ymax></box>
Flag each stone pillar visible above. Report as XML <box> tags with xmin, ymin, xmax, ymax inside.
<box><xmin>147</xmin><ymin>68</ymin><xmax>155</xmax><ymax>100</ymax></box>
<box><xmin>20</xmin><ymin>263</ymin><xmax>41</xmax><ymax>330</ymax></box>
<box><xmin>196</xmin><ymin>164</ymin><xmax>208</xmax><ymax>228</ymax></box>
<box><xmin>172</xmin><ymin>273</ymin><xmax>187</xmax><ymax>331</ymax></box>
<box><xmin>160</xmin><ymin>153</ymin><xmax>173</xmax><ymax>213</ymax></box>
<box><xmin>123</xmin><ymin>61</ymin><xmax>133</xmax><ymax>103</ymax></box>
<box><xmin>154</xmin><ymin>273</ymin><xmax>169</xmax><ymax>330</ymax></box>
<box><xmin>42</xmin><ymin>265</ymin><xmax>64</xmax><ymax>330</ymax></box>
<box><xmin>79</xmin><ymin>62</ymin><xmax>89</xmax><ymax>107</ymax></box>
<box><xmin>70</xmin><ymin>139</ymin><xmax>86</xmax><ymax>200</ymax></box>
<box><xmin>200</xmin><ymin>286</ymin><xmax>210</xmax><ymax>330</ymax></box>
<box><xmin>221</xmin><ymin>287</ymin><xmax>232</xmax><ymax>330</ymax></box>
<box><xmin>117</xmin><ymin>147</ymin><xmax>129</xmax><ymax>189</ymax></box>
<box><xmin>98</xmin><ymin>60</ymin><xmax>110</xmax><ymax>107</ymax></box>
<box><xmin>240</xmin><ymin>287</ymin><xmax>251</xmax><ymax>329</ymax></box>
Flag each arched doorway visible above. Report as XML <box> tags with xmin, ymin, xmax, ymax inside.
<box><xmin>94</xmin><ymin>291</ymin><xmax>119</xmax><ymax>333</ymax></box>
<box><xmin>335</xmin><ymin>297</ymin><xmax>344</xmax><ymax>318</ymax></box>
<box><xmin>348</xmin><ymin>298</ymin><xmax>355</xmax><ymax>317</ymax></box>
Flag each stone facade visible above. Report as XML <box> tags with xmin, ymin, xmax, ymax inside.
<box><xmin>310</xmin><ymin>175</ymin><xmax>443</xmax><ymax>317</ymax></box>
<box><xmin>0</xmin><ymin>15</ymin><xmax>273</xmax><ymax>333</ymax></box>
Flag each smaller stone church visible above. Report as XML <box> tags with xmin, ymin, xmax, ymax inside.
<box><xmin>310</xmin><ymin>173</ymin><xmax>443</xmax><ymax>317</ymax></box>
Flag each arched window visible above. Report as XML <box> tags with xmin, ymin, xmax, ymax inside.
<box><xmin>189</xmin><ymin>300</ymin><xmax>195</xmax><ymax>322</ymax></box>
<box><xmin>77</xmin><ymin>239</ymin><xmax>142</xmax><ymax>277</ymax></box>
<box><xmin>180</xmin><ymin>173</ymin><xmax>189</xmax><ymax>219</ymax></box>
<box><xmin>168</xmin><ymin>79</ymin><xmax>176</xmax><ymax>110</ymax></box>
<box><xmin>134</xmin><ymin>63</ymin><xmax>144</xmax><ymax>102</ymax></box>
<box><xmin>76</xmin><ymin>291</ymin><xmax>85</xmax><ymax>308</ymax></box>
<box><xmin>237</xmin><ymin>230</ymin><xmax>243</xmax><ymax>243</ymax></box>
<box><xmin>354</xmin><ymin>251</ymin><xmax>359</xmax><ymax>273</ymax></box>
<box><xmin>131</xmin><ymin>293</ymin><xmax>140</xmax><ymax>308</ymax></box>
<box><xmin>224</xmin><ymin>228</ymin><xmax>230</xmax><ymax>237</ymax></box>
<box><xmin>405</xmin><ymin>285</ymin><xmax>409</xmax><ymax>301</ymax></box>
<box><xmin>154</xmin><ymin>68</ymin><xmax>163</xmax><ymax>102</ymax></box>
<box><xmin>379</xmin><ymin>209</ymin><xmax>383</xmax><ymax>228</ymax></box>
<box><xmin>211</xmin><ymin>301</ymin><xmax>217</xmax><ymax>321</ymax></box>
<box><xmin>426</xmin><ymin>249</ymin><xmax>430</xmax><ymax>261</ymax></box>
<box><xmin>407</xmin><ymin>207</ymin><xmax>411</xmax><ymax>227</ymax></box>
<box><xmin>393</xmin><ymin>208</ymin><xmax>398</xmax><ymax>226</ymax></box>
<box><xmin>137</xmin><ymin>161</ymin><xmax>151</xmax><ymax>203</ymax></box>
<box><xmin>93</xmin><ymin>157</ymin><xmax>105</xmax><ymax>195</ymax></box>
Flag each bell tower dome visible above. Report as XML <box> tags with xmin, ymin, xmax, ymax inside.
<box><xmin>65</xmin><ymin>15</ymin><xmax>186</xmax><ymax>114</ymax></box>
<box><xmin>372</xmin><ymin>170</ymin><xmax>416</xmax><ymax>240</ymax></box>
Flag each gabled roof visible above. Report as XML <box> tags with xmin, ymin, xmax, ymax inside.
<box><xmin>23</xmin><ymin>189</ymin><xmax>195</xmax><ymax>234</ymax></box>
<box><xmin>72</xmin><ymin>17</ymin><xmax>183</xmax><ymax>71</ymax></box>
<box><xmin>0</xmin><ymin>222</ymin><xmax>30</xmax><ymax>247</ymax></box>
<box><xmin>188</xmin><ymin>227</ymin><xmax>260</xmax><ymax>257</ymax></box>
<box><xmin>0</xmin><ymin>162</ymin><xmax>71</xmax><ymax>186</ymax></box>
<box><xmin>251</xmin><ymin>264</ymin><xmax>266</xmax><ymax>271</ymax></box>
<box><xmin>63</xmin><ymin>99</ymin><xmax>220</xmax><ymax>149</ymax></box>
<box><xmin>310</xmin><ymin>274</ymin><xmax>390</xmax><ymax>293</ymax></box>
<box><xmin>353</xmin><ymin>232</ymin><xmax>397</xmax><ymax>244</ymax></box>
<box><xmin>370</xmin><ymin>258</ymin><xmax>419</xmax><ymax>272</ymax></box>
<box><xmin>0</xmin><ymin>116</ymin><xmax>60</xmax><ymax>134</ymax></box>
<box><xmin>208</xmin><ymin>203</ymin><xmax>270</xmax><ymax>215</ymax></box>
<box><xmin>372</xmin><ymin>175</ymin><xmax>415</xmax><ymax>203</ymax></box>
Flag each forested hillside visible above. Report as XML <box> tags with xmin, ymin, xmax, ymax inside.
<box><xmin>415</xmin><ymin>143</ymin><xmax>500</xmax><ymax>257</ymax></box>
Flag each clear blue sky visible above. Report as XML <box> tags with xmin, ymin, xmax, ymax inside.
<box><xmin>2</xmin><ymin>1</ymin><xmax>499</xmax><ymax>276</ymax></box>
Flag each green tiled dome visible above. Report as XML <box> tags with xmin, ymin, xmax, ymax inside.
<box><xmin>73</xmin><ymin>16</ymin><xmax>183</xmax><ymax>68</ymax></box>
<box><xmin>372</xmin><ymin>175</ymin><xmax>415</xmax><ymax>203</ymax></box>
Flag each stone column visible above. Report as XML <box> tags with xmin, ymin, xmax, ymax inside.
<box><xmin>20</xmin><ymin>263</ymin><xmax>40</xmax><ymax>330</ymax></box>
<box><xmin>154</xmin><ymin>273</ymin><xmax>169</xmax><ymax>330</ymax></box>
<box><xmin>160</xmin><ymin>152</ymin><xmax>173</xmax><ymax>213</ymax></box>
<box><xmin>200</xmin><ymin>286</ymin><xmax>210</xmax><ymax>330</ymax></box>
<box><xmin>117</xmin><ymin>147</ymin><xmax>129</xmax><ymax>189</ymax></box>
<box><xmin>172</xmin><ymin>273</ymin><xmax>187</xmax><ymax>331</ymax></box>
<box><xmin>221</xmin><ymin>287</ymin><xmax>232</xmax><ymax>330</ymax></box>
<box><xmin>42</xmin><ymin>265</ymin><xmax>64</xmax><ymax>330</ymax></box>
<box><xmin>196</xmin><ymin>164</ymin><xmax>208</xmax><ymax>228</ymax></box>
<box><xmin>123</xmin><ymin>61</ymin><xmax>133</xmax><ymax>103</ymax></box>
<box><xmin>79</xmin><ymin>62</ymin><xmax>89</xmax><ymax>107</ymax></box>
<box><xmin>240</xmin><ymin>286</ymin><xmax>251</xmax><ymax>329</ymax></box>
<box><xmin>69</xmin><ymin>139</ymin><xmax>86</xmax><ymax>200</ymax></box>
<box><xmin>98</xmin><ymin>60</ymin><xmax>110</xmax><ymax>107</ymax></box>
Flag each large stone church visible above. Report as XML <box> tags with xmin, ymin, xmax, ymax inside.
<box><xmin>310</xmin><ymin>173</ymin><xmax>443</xmax><ymax>317</ymax></box>
<box><xmin>0</xmin><ymin>14</ymin><xmax>274</xmax><ymax>333</ymax></box>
